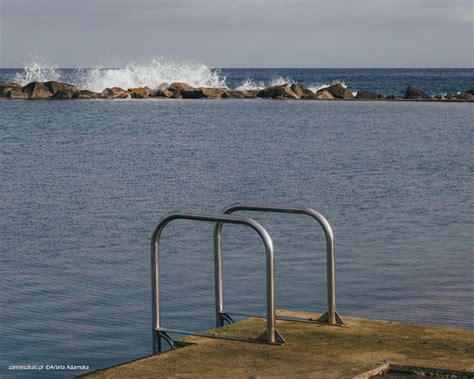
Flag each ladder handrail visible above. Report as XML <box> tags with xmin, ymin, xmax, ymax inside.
<box><xmin>214</xmin><ymin>203</ymin><xmax>343</xmax><ymax>326</ymax></box>
<box><xmin>151</xmin><ymin>211</ymin><xmax>283</xmax><ymax>353</ymax></box>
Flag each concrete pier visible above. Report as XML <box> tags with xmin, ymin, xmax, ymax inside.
<box><xmin>81</xmin><ymin>310</ymin><xmax>474</xmax><ymax>378</ymax></box>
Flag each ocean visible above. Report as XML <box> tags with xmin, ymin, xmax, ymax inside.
<box><xmin>0</xmin><ymin>64</ymin><xmax>473</xmax><ymax>377</ymax></box>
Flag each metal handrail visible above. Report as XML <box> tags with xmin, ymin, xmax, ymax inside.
<box><xmin>151</xmin><ymin>211</ymin><xmax>285</xmax><ymax>353</ymax></box>
<box><xmin>214</xmin><ymin>204</ymin><xmax>344</xmax><ymax>327</ymax></box>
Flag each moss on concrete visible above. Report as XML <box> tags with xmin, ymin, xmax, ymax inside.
<box><xmin>81</xmin><ymin>310</ymin><xmax>474</xmax><ymax>378</ymax></box>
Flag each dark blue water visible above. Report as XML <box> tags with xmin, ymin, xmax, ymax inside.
<box><xmin>1</xmin><ymin>68</ymin><xmax>473</xmax><ymax>97</ymax></box>
<box><xmin>0</xmin><ymin>98</ymin><xmax>473</xmax><ymax>377</ymax></box>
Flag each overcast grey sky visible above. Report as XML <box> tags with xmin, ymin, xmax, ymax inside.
<box><xmin>0</xmin><ymin>0</ymin><xmax>473</xmax><ymax>68</ymax></box>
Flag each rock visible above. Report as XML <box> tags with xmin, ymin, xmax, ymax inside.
<box><xmin>100</xmin><ymin>87</ymin><xmax>131</xmax><ymax>99</ymax></box>
<box><xmin>257</xmin><ymin>84</ymin><xmax>300</xmax><ymax>99</ymax></box>
<box><xmin>465</xmin><ymin>87</ymin><xmax>474</xmax><ymax>95</ymax></box>
<box><xmin>404</xmin><ymin>86</ymin><xmax>431</xmax><ymax>100</ymax></box>
<box><xmin>303</xmin><ymin>90</ymin><xmax>334</xmax><ymax>100</ymax></box>
<box><xmin>291</xmin><ymin>83</ymin><xmax>313</xmax><ymax>98</ymax></box>
<box><xmin>168</xmin><ymin>82</ymin><xmax>194</xmax><ymax>91</ymax></box>
<box><xmin>6</xmin><ymin>88</ymin><xmax>28</xmax><ymax>99</ymax></box>
<box><xmin>22</xmin><ymin>82</ymin><xmax>53</xmax><ymax>99</ymax></box>
<box><xmin>455</xmin><ymin>92</ymin><xmax>474</xmax><ymax>101</ymax></box>
<box><xmin>44</xmin><ymin>81</ymin><xmax>77</xmax><ymax>95</ymax></box>
<box><xmin>72</xmin><ymin>90</ymin><xmax>99</xmax><ymax>99</ymax></box>
<box><xmin>0</xmin><ymin>81</ymin><xmax>21</xmax><ymax>88</ymax></box>
<box><xmin>128</xmin><ymin>87</ymin><xmax>153</xmax><ymax>98</ymax></box>
<box><xmin>356</xmin><ymin>90</ymin><xmax>379</xmax><ymax>100</ymax></box>
<box><xmin>154</xmin><ymin>88</ymin><xmax>177</xmax><ymax>98</ymax></box>
<box><xmin>318</xmin><ymin>84</ymin><xmax>353</xmax><ymax>99</ymax></box>
<box><xmin>0</xmin><ymin>82</ymin><xmax>21</xmax><ymax>97</ymax></box>
<box><xmin>164</xmin><ymin>82</ymin><xmax>195</xmax><ymax>98</ymax></box>
<box><xmin>181</xmin><ymin>87</ymin><xmax>228</xmax><ymax>99</ymax></box>
<box><xmin>221</xmin><ymin>90</ymin><xmax>244</xmax><ymax>99</ymax></box>
<box><xmin>50</xmin><ymin>89</ymin><xmax>76</xmax><ymax>99</ymax></box>
<box><xmin>378</xmin><ymin>93</ymin><xmax>397</xmax><ymax>100</ymax></box>
<box><xmin>222</xmin><ymin>90</ymin><xmax>259</xmax><ymax>99</ymax></box>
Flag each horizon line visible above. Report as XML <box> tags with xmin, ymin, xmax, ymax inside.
<box><xmin>1</xmin><ymin>67</ymin><xmax>473</xmax><ymax>70</ymax></box>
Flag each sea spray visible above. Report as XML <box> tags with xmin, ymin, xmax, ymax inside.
<box><xmin>308</xmin><ymin>81</ymin><xmax>348</xmax><ymax>93</ymax></box>
<box><xmin>14</xmin><ymin>55</ymin><xmax>61</xmax><ymax>85</ymax></box>
<box><xmin>235</xmin><ymin>76</ymin><xmax>294</xmax><ymax>91</ymax></box>
<box><xmin>12</xmin><ymin>55</ymin><xmax>354</xmax><ymax>93</ymax></box>
<box><xmin>79</xmin><ymin>58</ymin><xmax>227</xmax><ymax>92</ymax></box>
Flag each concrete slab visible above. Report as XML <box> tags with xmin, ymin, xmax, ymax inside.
<box><xmin>81</xmin><ymin>311</ymin><xmax>474</xmax><ymax>378</ymax></box>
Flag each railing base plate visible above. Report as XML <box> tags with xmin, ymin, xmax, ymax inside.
<box><xmin>256</xmin><ymin>329</ymin><xmax>286</xmax><ymax>344</ymax></box>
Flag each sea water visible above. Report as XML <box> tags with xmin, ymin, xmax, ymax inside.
<box><xmin>0</xmin><ymin>62</ymin><xmax>473</xmax><ymax>377</ymax></box>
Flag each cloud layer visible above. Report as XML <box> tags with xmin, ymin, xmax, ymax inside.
<box><xmin>0</xmin><ymin>0</ymin><xmax>472</xmax><ymax>67</ymax></box>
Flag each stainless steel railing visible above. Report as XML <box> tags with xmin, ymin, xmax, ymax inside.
<box><xmin>151</xmin><ymin>211</ymin><xmax>285</xmax><ymax>353</ymax></box>
<box><xmin>214</xmin><ymin>203</ymin><xmax>344</xmax><ymax>326</ymax></box>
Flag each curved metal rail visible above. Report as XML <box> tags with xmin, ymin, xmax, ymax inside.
<box><xmin>214</xmin><ymin>204</ymin><xmax>344</xmax><ymax>327</ymax></box>
<box><xmin>151</xmin><ymin>211</ymin><xmax>285</xmax><ymax>353</ymax></box>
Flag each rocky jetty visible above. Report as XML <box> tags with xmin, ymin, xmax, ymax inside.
<box><xmin>0</xmin><ymin>80</ymin><xmax>472</xmax><ymax>102</ymax></box>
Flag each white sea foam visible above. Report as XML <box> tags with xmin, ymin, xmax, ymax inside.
<box><xmin>235</xmin><ymin>76</ymin><xmax>294</xmax><ymax>91</ymax></box>
<box><xmin>14</xmin><ymin>55</ymin><xmax>61</xmax><ymax>85</ymax></box>
<box><xmin>79</xmin><ymin>57</ymin><xmax>227</xmax><ymax>92</ymax></box>
<box><xmin>235</xmin><ymin>78</ymin><xmax>266</xmax><ymax>91</ymax></box>
<box><xmin>268</xmin><ymin>76</ymin><xmax>294</xmax><ymax>87</ymax></box>
<box><xmin>308</xmin><ymin>81</ymin><xmax>348</xmax><ymax>92</ymax></box>
<box><xmin>13</xmin><ymin>55</ymin><xmax>227</xmax><ymax>91</ymax></box>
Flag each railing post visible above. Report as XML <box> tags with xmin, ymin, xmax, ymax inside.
<box><xmin>213</xmin><ymin>222</ymin><xmax>225</xmax><ymax>327</ymax></box>
<box><xmin>151</xmin><ymin>212</ymin><xmax>284</xmax><ymax>353</ymax></box>
<box><xmin>217</xmin><ymin>204</ymin><xmax>343</xmax><ymax>326</ymax></box>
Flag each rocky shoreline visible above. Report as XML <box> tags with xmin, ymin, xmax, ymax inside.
<box><xmin>1</xmin><ymin>80</ymin><xmax>473</xmax><ymax>101</ymax></box>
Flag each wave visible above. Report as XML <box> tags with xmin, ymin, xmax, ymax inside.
<box><xmin>308</xmin><ymin>81</ymin><xmax>348</xmax><ymax>93</ymax></box>
<box><xmin>11</xmin><ymin>55</ymin><xmax>350</xmax><ymax>93</ymax></box>
<box><xmin>13</xmin><ymin>56</ymin><xmax>227</xmax><ymax>91</ymax></box>
<box><xmin>14</xmin><ymin>55</ymin><xmax>62</xmax><ymax>85</ymax></box>
<box><xmin>78</xmin><ymin>58</ymin><xmax>227</xmax><ymax>92</ymax></box>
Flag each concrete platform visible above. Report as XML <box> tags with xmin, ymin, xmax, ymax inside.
<box><xmin>81</xmin><ymin>310</ymin><xmax>474</xmax><ymax>378</ymax></box>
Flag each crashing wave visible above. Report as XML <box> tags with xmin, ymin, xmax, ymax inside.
<box><xmin>308</xmin><ymin>81</ymin><xmax>348</xmax><ymax>93</ymax></box>
<box><xmin>14</xmin><ymin>55</ymin><xmax>61</xmax><ymax>85</ymax></box>
<box><xmin>11</xmin><ymin>55</ymin><xmax>353</xmax><ymax>94</ymax></box>
<box><xmin>79</xmin><ymin>57</ymin><xmax>227</xmax><ymax>92</ymax></box>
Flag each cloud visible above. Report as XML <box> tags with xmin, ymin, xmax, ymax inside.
<box><xmin>0</xmin><ymin>0</ymin><xmax>472</xmax><ymax>67</ymax></box>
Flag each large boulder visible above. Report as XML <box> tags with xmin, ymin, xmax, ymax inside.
<box><xmin>0</xmin><ymin>82</ymin><xmax>21</xmax><ymax>97</ymax></box>
<box><xmin>128</xmin><ymin>87</ymin><xmax>153</xmax><ymax>98</ymax></box>
<box><xmin>168</xmin><ymin>82</ymin><xmax>194</xmax><ymax>91</ymax></box>
<box><xmin>378</xmin><ymin>93</ymin><xmax>397</xmax><ymax>100</ymax></box>
<box><xmin>0</xmin><ymin>81</ymin><xmax>21</xmax><ymax>88</ymax></box>
<box><xmin>290</xmin><ymin>83</ymin><xmax>313</xmax><ymax>98</ymax></box>
<box><xmin>455</xmin><ymin>92</ymin><xmax>474</xmax><ymax>101</ymax></box>
<box><xmin>318</xmin><ymin>84</ymin><xmax>353</xmax><ymax>99</ymax></box>
<box><xmin>153</xmin><ymin>88</ymin><xmax>177</xmax><ymax>98</ymax></box>
<box><xmin>100</xmin><ymin>87</ymin><xmax>131</xmax><ymax>99</ymax></box>
<box><xmin>22</xmin><ymin>82</ymin><xmax>53</xmax><ymax>99</ymax></box>
<box><xmin>404</xmin><ymin>86</ymin><xmax>431</xmax><ymax>100</ymax></box>
<box><xmin>72</xmin><ymin>90</ymin><xmax>100</xmax><ymax>99</ymax></box>
<box><xmin>50</xmin><ymin>89</ymin><xmax>76</xmax><ymax>99</ymax></box>
<box><xmin>303</xmin><ymin>90</ymin><xmax>334</xmax><ymax>100</ymax></box>
<box><xmin>222</xmin><ymin>90</ymin><xmax>259</xmax><ymax>99</ymax></box>
<box><xmin>167</xmin><ymin>82</ymin><xmax>194</xmax><ymax>97</ymax></box>
<box><xmin>44</xmin><ymin>81</ymin><xmax>77</xmax><ymax>95</ymax></box>
<box><xmin>181</xmin><ymin>87</ymin><xmax>228</xmax><ymax>99</ymax></box>
<box><xmin>356</xmin><ymin>90</ymin><xmax>379</xmax><ymax>100</ymax></box>
<box><xmin>257</xmin><ymin>84</ymin><xmax>300</xmax><ymax>99</ymax></box>
<box><xmin>6</xmin><ymin>88</ymin><xmax>28</xmax><ymax>99</ymax></box>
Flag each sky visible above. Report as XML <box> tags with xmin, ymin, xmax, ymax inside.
<box><xmin>0</xmin><ymin>0</ymin><xmax>473</xmax><ymax>68</ymax></box>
